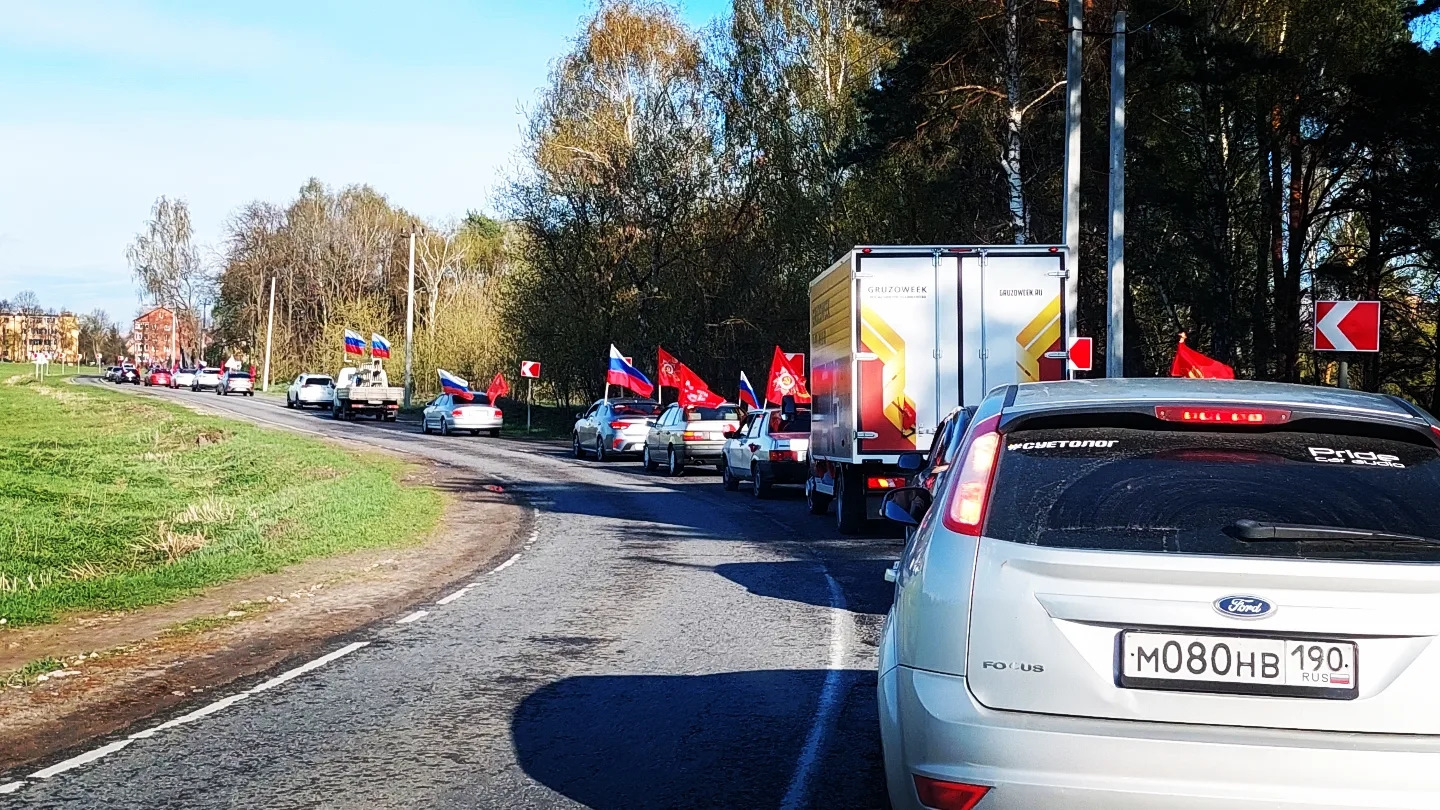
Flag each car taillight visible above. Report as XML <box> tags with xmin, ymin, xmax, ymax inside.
<box><xmin>913</xmin><ymin>775</ymin><xmax>990</xmax><ymax>810</ymax></box>
<box><xmin>609</xmin><ymin>421</ymin><xmax>630</xmax><ymax>430</ymax></box>
<box><xmin>769</xmin><ymin>450</ymin><xmax>797</xmax><ymax>463</ymax></box>
<box><xmin>1154</xmin><ymin>405</ymin><xmax>1291</xmax><ymax>425</ymax></box>
<box><xmin>866</xmin><ymin>476</ymin><xmax>907</xmax><ymax>490</ymax></box>
<box><xmin>683</xmin><ymin>430</ymin><xmax>707</xmax><ymax>441</ymax></box>
<box><xmin>493</xmin><ymin>409</ymin><xmax>503</xmax><ymax>418</ymax></box>
<box><xmin>942</xmin><ymin>415</ymin><xmax>1001</xmax><ymax>535</ymax></box>
<box><xmin>452</xmin><ymin>409</ymin><xmax>464</xmax><ymax>416</ymax></box>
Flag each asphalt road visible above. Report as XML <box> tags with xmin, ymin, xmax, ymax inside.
<box><xmin>7</xmin><ymin>381</ymin><xmax>898</xmax><ymax>809</ymax></box>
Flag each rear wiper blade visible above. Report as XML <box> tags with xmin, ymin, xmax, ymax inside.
<box><xmin>1230</xmin><ymin>519</ymin><xmax>1440</xmax><ymax>545</ymax></box>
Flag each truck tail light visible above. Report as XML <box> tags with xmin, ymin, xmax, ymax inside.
<box><xmin>1154</xmin><ymin>406</ymin><xmax>1291</xmax><ymax>425</ymax></box>
<box><xmin>913</xmin><ymin>775</ymin><xmax>990</xmax><ymax>810</ymax></box>
<box><xmin>866</xmin><ymin>476</ymin><xmax>907</xmax><ymax>490</ymax></box>
<box><xmin>942</xmin><ymin>415</ymin><xmax>1001</xmax><ymax>536</ymax></box>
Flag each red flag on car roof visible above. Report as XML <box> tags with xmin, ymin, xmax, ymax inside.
<box><xmin>676</xmin><ymin>364</ymin><xmax>726</xmax><ymax>408</ymax></box>
<box><xmin>486</xmin><ymin>371</ymin><xmax>510</xmax><ymax>403</ymax></box>
<box><xmin>657</xmin><ymin>347</ymin><xmax>682</xmax><ymax>390</ymax></box>
<box><xmin>766</xmin><ymin>346</ymin><xmax>812</xmax><ymax>404</ymax></box>
<box><xmin>1169</xmin><ymin>334</ymin><xmax>1235</xmax><ymax>379</ymax></box>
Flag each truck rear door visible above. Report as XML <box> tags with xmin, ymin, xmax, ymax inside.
<box><xmin>854</xmin><ymin>253</ymin><xmax>959</xmax><ymax>458</ymax></box>
<box><xmin>960</xmin><ymin>251</ymin><xmax>1067</xmax><ymax>404</ymax></box>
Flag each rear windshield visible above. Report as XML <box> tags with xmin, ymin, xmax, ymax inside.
<box><xmin>229</xmin><ymin>372</ymin><xmax>251</xmax><ymax>379</ymax></box>
<box><xmin>304</xmin><ymin>377</ymin><xmax>332</xmax><ymax>387</ymax></box>
<box><xmin>986</xmin><ymin>424</ymin><xmax>1440</xmax><ymax>562</ymax></box>
<box><xmin>458</xmin><ymin>394</ymin><xmax>491</xmax><ymax>405</ymax></box>
<box><xmin>768</xmin><ymin>410</ymin><xmax>811</xmax><ymax>433</ymax></box>
<box><xmin>685</xmin><ymin>405</ymin><xmax>741</xmax><ymax>422</ymax></box>
<box><xmin>611</xmin><ymin>402</ymin><xmax>658</xmax><ymax>416</ymax></box>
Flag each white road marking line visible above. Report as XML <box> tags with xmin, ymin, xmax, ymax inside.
<box><xmin>248</xmin><ymin>641</ymin><xmax>370</xmax><ymax>693</ymax></box>
<box><xmin>29</xmin><ymin>739</ymin><xmax>132</xmax><ymax>779</ymax></box>
<box><xmin>133</xmin><ymin>693</ymin><xmax>252</xmax><ymax>738</ymax></box>
<box><xmin>492</xmin><ymin>553</ymin><xmax>521</xmax><ymax>575</ymax></box>
<box><xmin>395</xmin><ymin>610</ymin><xmax>429</xmax><ymax>625</ymax></box>
<box><xmin>0</xmin><ymin>781</ymin><xmax>26</xmax><ymax>794</ymax></box>
<box><xmin>435</xmin><ymin>586</ymin><xmax>472</xmax><ymax>605</ymax></box>
<box><xmin>779</xmin><ymin>571</ymin><xmax>853</xmax><ymax>810</ymax></box>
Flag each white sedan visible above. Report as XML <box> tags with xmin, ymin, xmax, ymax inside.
<box><xmin>286</xmin><ymin>373</ymin><xmax>335</xmax><ymax>408</ymax></box>
<box><xmin>421</xmin><ymin>393</ymin><xmax>502</xmax><ymax>437</ymax></box>
<box><xmin>172</xmin><ymin>368</ymin><xmax>197</xmax><ymax>389</ymax></box>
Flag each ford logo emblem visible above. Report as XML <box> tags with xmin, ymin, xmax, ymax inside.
<box><xmin>1213</xmin><ymin>595</ymin><xmax>1275</xmax><ymax>620</ymax></box>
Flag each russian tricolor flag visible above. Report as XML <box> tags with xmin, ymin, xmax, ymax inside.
<box><xmin>438</xmin><ymin>369</ymin><xmax>472</xmax><ymax>399</ymax></box>
<box><xmin>344</xmin><ymin>329</ymin><xmax>366</xmax><ymax>356</ymax></box>
<box><xmin>607</xmin><ymin>344</ymin><xmax>653</xmax><ymax>397</ymax></box>
<box><xmin>738</xmin><ymin>371</ymin><xmax>760</xmax><ymax>409</ymax></box>
<box><xmin>370</xmin><ymin>333</ymin><xmax>391</xmax><ymax>359</ymax></box>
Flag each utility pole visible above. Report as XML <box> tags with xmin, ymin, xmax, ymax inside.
<box><xmin>1061</xmin><ymin>0</ymin><xmax>1083</xmax><ymax>348</ymax></box>
<box><xmin>1106</xmin><ymin>10</ymin><xmax>1127</xmax><ymax>378</ymax></box>
<box><xmin>403</xmin><ymin>228</ymin><xmax>417</xmax><ymax>408</ymax></box>
<box><xmin>262</xmin><ymin>276</ymin><xmax>277</xmax><ymax>391</ymax></box>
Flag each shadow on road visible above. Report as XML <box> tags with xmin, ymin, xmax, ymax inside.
<box><xmin>512</xmin><ymin>669</ymin><xmax>885</xmax><ymax>810</ymax></box>
<box><xmin>714</xmin><ymin>560</ymin><xmax>896</xmax><ymax>616</ymax></box>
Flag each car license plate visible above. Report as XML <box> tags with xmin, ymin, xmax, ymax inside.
<box><xmin>368</xmin><ymin>400</ymin><xmax>382</xmax><ymax>405</ymax></box>
<box><xmin>1119</xmin><ymin>630</ymin><xmax>1357</xmax><ymax>699</ymax></box>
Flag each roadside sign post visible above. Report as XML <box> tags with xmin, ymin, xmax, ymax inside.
<box><xmin>1314</xmin><ymin>301</ymin><xmax>1380</xmax><ymax>390</ymax></box>
<box><xmin>520</xmin><ymin>361</ymin><xmax>541</xmax><ymax>433</ymax></box>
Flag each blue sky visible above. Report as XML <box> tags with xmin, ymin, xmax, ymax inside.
<box><xmin>0</xmin><ymin>0</ymin><xmax>729</xmax><ymax>320</ymax></box>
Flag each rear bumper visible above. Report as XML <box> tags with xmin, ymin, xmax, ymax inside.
<box><xmin>882</xmin><ymin>665</ymin><xmax>1440</xmax><ymax>810</ymax></box>
<box><xmin>451</xmin><ymin>416</ymin><xmax>503</xmax><ymax>430</ymax></box>
<box><xmin>297</xmin><ymin>392</ymin><xmax>332</xmax><ymax>403</ymax></box>
<box><xmin>678</xmin><ymin>441</ymin><xmax>725</xmax><ymax>462</ymax></box>
<box><xmin>757</xmin><ymin>460</ymin><xmax>808</xmax><ymax>483</ymax></box>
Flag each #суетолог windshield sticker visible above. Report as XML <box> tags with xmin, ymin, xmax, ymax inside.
<box><xmin>1007</xmin><ymin>439</ymin><xmax>1120</xmax><ymax>451</ymax></box>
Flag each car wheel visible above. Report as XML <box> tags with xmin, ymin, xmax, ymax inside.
<box><xmin>835</xmin><ymin>467</ymin><xmax>865</xmax><ymax>535</ymax></box>
<box><xmin>806</xmin><ymin>477</ymin><xmax>831</xmax><ymax>516</ymax></box>
<box><xmin>488</xmin><ymin>428</ymin><xmax>500</xmax><ymax>438</ymax></box>
<box><xmin>595</xmin><ymin>438</ymin><xmax>607</xmax><ymax>463</ymax></box>
<box><xmin>721</xmin><ymin>462</ymin><xmax>739</xmax><ymax>491</ymax></box>
<box><xmin>441</xmin><ymin>418</ymin><xmax>451</xmax><ymax>436</ymax></box>
<box><xmin>286</xmin><ymin>396</ymin><xmax>294</xmax><ymax>408</ymax></box>
<box><xmin>642</xmin><ymin>445</ymin><xmax>658</xmax><ymax>472</ymax></box>
<box><xmin>751</xmin><ymin>464</ymin><xmax>772</xmax><ymax>499</ymax></box>
<box><xmin>666</xmin><ymin>446</ymin><xmax>684</xmax><ymax>477</ymax></box>
<box><xmin>422</xmin><ymin>417</ymin><xmax>432</xmax><ymax>434</ymax></box>
<box><xmin>572</xmin><ymin>434</ymin><xmax>585</xmax><ymax>459</ymax></box>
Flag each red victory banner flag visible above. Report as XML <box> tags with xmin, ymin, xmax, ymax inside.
<box><xmin>486</xmin><ymin>371</ymin><xmax>511</xmax><ymax>402</ymax></box>
<box><xmin>676</xmin><ymin>364</ymin><xmax>726</xmax><ymax>408</ymax></box>
<box><xmin>1170</xmin><ymin>336</ymin><xmax>1235</xmax><ymax>380</ymax></box>
<box><xmin>766</xmin><ymin>346</ymin><xmax>812</xmax><ymax>404</ymax></box>
<box><xmin>657</xmin><ymin>346</ymin><xmax>682</xmax><ymax>389</ymax></box>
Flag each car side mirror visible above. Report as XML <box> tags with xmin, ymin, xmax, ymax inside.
<box><xmin>896</xmin><ymin>451</ymin><xmax>925</xmax><ymax>472</ymax></box>
<box><xmin>575</xmin><ymin>413</ymin><xmax>584</xmax><ymax>420</ymax></box>
<box><xmin>881</xmin><ymin>487</ymin><xmax>933</xmax><ymax>527</ymax></box>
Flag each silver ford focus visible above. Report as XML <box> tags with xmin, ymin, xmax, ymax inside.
<box><xmin>879</xmin><ymin>378</ymin><xmax>1440</xmax><ymax>810</ymax></box>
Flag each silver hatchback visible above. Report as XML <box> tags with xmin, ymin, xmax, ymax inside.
<box><xmin>879</xmin><ymin>378</ymin><xmax>1440</xmax><ymax>810</ymax></box>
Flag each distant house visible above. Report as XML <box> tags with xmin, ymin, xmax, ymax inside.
<box><xmin>0</xmin><ymin>311</ymin><xmax>78</xmax><ymax>363</ymax></box>
<box><xmin>129</xmin><ymin>307</ymin><xmax>198</xmax><ymax>365</ymax></box>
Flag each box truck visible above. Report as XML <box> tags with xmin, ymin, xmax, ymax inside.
<box><xmin>805</xmin><ymin>245</ymin><xmax>1075</xmax><ymax>533</ymax></box>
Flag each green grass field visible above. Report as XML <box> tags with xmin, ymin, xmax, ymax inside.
<box><xmin>0</xmin><ymin>364</ymin><xmax>444</xmax><ymax>627</ymax></box>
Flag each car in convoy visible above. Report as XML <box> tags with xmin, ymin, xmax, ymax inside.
<box><xmin>171</xmin><ymin>367</ymin><xmax>197</xmax><ymax>389</ymax></box>
<box><xmin>641</xmin><ymin>401</ymin><xmax>743</xmax><ymax>476</ymax></box>
<box><xmin>117</xmin><ymin>365</ymin><xmax>142</xmax><ymax>385</ymax></box>
<box><xmin>104</xmin><ymin>366</ymin><xmax>123</xmax><ymax>383</ymax></box>
<box><xmin>331</xmin><ymin>361</ymin><xmax>403</xmax><ymax>421</ymax></box>
<box><xmin>216</xmin><ymin>370</ymin><xmax>254</xmax><ymax>396</ymax></box>
<box><xmin>421</xmin><ymin>392</ymin><xmax>502</xmax><ymax>437</ymax></box>
<box><xmin>286</xmin><ymin>373</ymin><xmax>334</xmax><ymax>409</ymax></box>
<box><xmin>191</xmin><ymin>367</ymin><xmax>222</xmax><ymax>392</ymax></box>
<box><xmin>145</xmin><ymin>367</ymin><xmax>172</xmax><ymax>387</ymax></box>
<box><xmin>720</xmin><ymin>407</ymin><xmax>810</xmax><ymax>497</ymax></box>
<box><xmin>572</xmin><ymin>398</ymin><xmax>660</xmax><ymax>461</ymax></box>
<box><xmin>877</xmin><ymin>378</ymin><xmax>1440</xmax><ymax>810</ymax></box>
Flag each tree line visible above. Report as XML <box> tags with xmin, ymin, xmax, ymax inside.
<box><xmin>193</xmin><ymin>0</ymin><xmax>1440</xmax><ymax>411</ymax></box>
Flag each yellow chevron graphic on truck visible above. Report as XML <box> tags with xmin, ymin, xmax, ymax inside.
<box><xmin>860</xmin><ymin>303</ymin><xmax>917</xmax><ymax>439</ymax></box>
<box><xmin>1016</xmin><ymin>295</ymin><xmax>1062</xmax><ymax>382</ymax></box>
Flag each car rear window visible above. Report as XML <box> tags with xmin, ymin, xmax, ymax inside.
<box><xmin>685</xmin><ymin>405</ymin><xmax>741</xmax><ymax>421</ymax></box>
<box><xmin>612</xmin><ymin>402</ymin><xmax>658</xmax><ymax>416</ymax></box>
<box><xmin>230</xmin><ymin>372</ymin><xmax>251</xmax><ymax>379</ymax></box>
<box><xmin>458</xmin><ymin>394</ymin><xmax>492</xmax><ymax>405</ymax></box>
<box><xmin>304</xmin><ymin>377</ymin><xmax>332</xmax><ymax>386</ymax></box>
<box><xmin>985</xmin><ymin>423</ymin><xmax>1440</xmax><ymax>562</ymax></box>
<box><xmin>768</xmin><ymin>410</ymin><xmax>811</xmax><ymax>433</ymax></box>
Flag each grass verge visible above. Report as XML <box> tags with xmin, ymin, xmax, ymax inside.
<box><xmin>0</xmin><ymin>364</ymin><xmax>444</xmax><ymax>627</ymax></box>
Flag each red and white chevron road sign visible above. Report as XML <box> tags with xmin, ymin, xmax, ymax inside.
<box><xmin>1314</xmin><ymin>301</ymin><xmax>1380</xmax><ymax>352</ymax></box>
<box><xmin>520</xmin><ymin>360</ymin><xmax>542</xmax><ymax>379</ymax></box>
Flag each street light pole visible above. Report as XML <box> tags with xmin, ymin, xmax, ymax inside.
<box><xmin>403</xmin><ymin>228</ymin><xmax>417</xmax><ymax>408</ymax></box>
<box><xmin>1106</xmin><ymin>10</ymin><xmax>1127</xmax><ymax>378</ymax></box>
<box><xmin>1061</xmin><ymin>0</ymin><xmax>1083</xmax><ymax>350</ymax></box>
<box><xmin>262</xmin><ymin>276</ymin><xmax>277</xmax><ymax>391</ymax></box>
